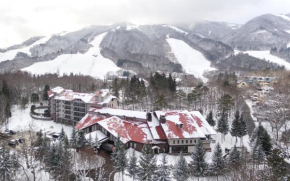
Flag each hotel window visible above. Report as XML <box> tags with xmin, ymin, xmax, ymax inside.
<box><xmin>190</xmin><ymin>140</ymin><xmax>192</xmax><ymax>144</ymax></box>
<box><xmin>181</xmin><ymin>140</ymin><xmax>184</xmax><ymax>144</ymax></box>
<box><xmin>186</xmin><ymin>140</ymin><xmax>188</xmax><ymax>144</ymax></box>
<box><xmin>173</xmin><ymin>140</ymin><xmax>175</xmax><ymax>144</ymax></box>
<box><xmin>177</xmin><ymin>140</ymin><xmax>179</xmax><ymax>144</ymax></box>
<box><xmin>194</xmin><ymin>140</ymin><xmax>196</xmax><ymax>143</ymax></box>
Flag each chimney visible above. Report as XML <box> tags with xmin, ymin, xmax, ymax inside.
<box><xmin>160</xmin><ymin>115</ymin><xmax>166</xmax><ymax>124</ymax></box>
<box><xmin>146</xmin><ymin>113</ymin><xmax>152</xmax><ymax>122</ymax></box>
<box><xmin>176</xmin><ymin>123</ymin><xmax>183</xmax><ymax>128</ymax></box>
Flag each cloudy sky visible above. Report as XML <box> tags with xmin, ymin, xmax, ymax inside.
<box><xmin>1</xmin><ymin>0</ymin><xmax>290</xmax><ymax>48</ymax></box>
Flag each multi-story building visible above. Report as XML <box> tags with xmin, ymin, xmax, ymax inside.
<box><xmin>75</xmin><ymin>108</ymin><xmax>216</xmax><ymax>154</ymax></box>
<box><xmin>48</xmin><ymin>86</ymin><xmax>118</xmax><ymax>125</ymax></box>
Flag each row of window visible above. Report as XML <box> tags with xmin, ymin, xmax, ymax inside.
<box><xmin>172</xmin><ymin>139</ymin><xmax>197</xmax><ymax>145</ymax></box>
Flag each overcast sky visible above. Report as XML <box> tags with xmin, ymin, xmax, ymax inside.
<box><xmin>1</xmin><ymin>0</ymin><xmax>290</xmax><ymax>48</ymax></box>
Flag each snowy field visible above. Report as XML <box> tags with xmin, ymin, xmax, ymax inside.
<box><xmin>166</xmin><ymin>38</ymin><xmax>216</xmax><ymax>82</ymax></box>
<box><xmin>236</xmin><ymin>50</ymin><xmax>290</xmax><ymax>70</ymax></box>
<box><xmin>0</xmin><ymin>36</ymin><xmax>51</xmax><ymax>63</ymax></box>
<box><xmin>22</xmin><ymin>33</ymin><xmax>120</xmax><ymax>79</ymax></box>
<box><xmin>2</xmin><ymin>104</ymin><xmax>73</xmax><ymax>137</ymax></box>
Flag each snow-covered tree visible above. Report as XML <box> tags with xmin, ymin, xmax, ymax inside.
<box><xmin>217</xmin><ymin>113</ymin><xmax>229</xmax><ymax>141</ymax></box>
<box><xmin>93</xmin><ymin>133</ymin><xmax>101</xmax><ymax>150</ymax></box>
<box><xmin>211</xmin><ymin>143</ymin><xmax>226</xmax><ymax>181</ymax></box>
<box><xmin>266</xmin><ymin>148</ymin><xmax>289</xmax><ymax>180</ymax></box>
<box><xmin>238</xmin><ymin>114</ymin><xmax>247</xmax><ymax>145</ymax></box>
<box><xmin>59</xmin><ymin>127</ymin><xmax>66</xmax><ymax>140</ymax></box>
<box><xmin>87</xmin><ymin>133</ymin><xmax>93</xmax><ymax>147</ymax></box>
<box><xmin>35</xmin><ymin>129</ymin><xmax>43</xmax><ymax>146</ymax></box>
<box><xmin>76</xmin><ymin>130</ymin><xmax>86</xmax><ymax>148</ymax></box>
<box><xmin>228</xmin><ymin>145</ymin><xmax>240</xmax><ymax>164</ymax></box>
<box><xmin>0</xmin><ymin>147</ymin><xmax>16</xmax><ymax>180</ymax></box>
<box><xmin>190</xmin><ymin>139</ymin><xmax>207</xmax><ymax>179</ymax></box>
<box><xmin>173</xmin><ymin>152</ymin><xmax>189</xmax><ymax>181</ymax></box>
<box><xmin>70</xmin><ymin>127</ymin><xmax>77</xmax><ymax>147</ymax></box>
<box><xmin>138</xmin><ymin>142</ymin><xmax>157</xmax><ymax>180</ymax></box>
<box><xmin>250</xmin><ymin>124</ymin><xmax>272</xmax><ymax>155</ymax></box>
<box><xmin>155</xmin><ymin>153</ymin><xmax>171</xmax><ymax>181</ymax></box>
<box><xmin>206</xmin><ymin>110</ymin><xmax>215</xmax><ymax>126</ymax></box>
<box><xmin>127</xmin><ymin>150</ymin><xmax>139</xmax><ymax>181</ymax></box>
<box><xmin>111</xmin><ymin>136</ymin><xmax>127</xmax><ymax>180</ymax></box>
<box><xmin>230</xmin><ymin>110</ymin><xmax>240</xmax><ymax>144</ymax></box>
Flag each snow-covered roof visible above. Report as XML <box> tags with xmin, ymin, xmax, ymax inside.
<box><xmin>189</xmin><ymin>111</ymin><xmax>217</xmax><ymax>135</ymax></box>
<box><xmin>48</xmin><ymin>86</ymin><xmax>65</xmax><ymax>97</ymax></box>
<box><xmin>93</xmin><ymin>108</ymin><xmax>147</xmax><ymax>120</ymax></box>
<box><xmin>98</xmin><ymin>116</ymin><xmax>155</xmax><ymax>144</ymax></box>
<box><xmin>55</xmin><ymin>91</ymin><xmax>96</xmax><ymax>103</ymax></box>
<box><xmin>95</xmin><ymin>89</ymin><xmax>110</xmax><ymax>98</ymax></box>
<box><xmin>154</xmin><ymin>110</ymin><xmax>216</xmax><ymax>139</ymax></box>
<box><xmin>147</xmin><ymin>113</ymin><xmax>167</xmax><ymax>140</ymax></box>
<box><xmin>75</xmin><ymin>114</ymin><xmax>107</xmax><ymax>130</ymax></box>
<box><xmin>99</xmin><ymin>95</ymin><xmax>117</xmax><ymax>104</ymax></box>
<box><xmin>85</xmin><ymin>130</ymin><xmax>108</xmax><ymax>143</ymax></box>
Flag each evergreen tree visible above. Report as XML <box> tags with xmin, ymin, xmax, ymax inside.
<box><xmin>217</xmin><ymin>113</ymin><xmax>229</xmax><ymax>140</ymax></box>
<box><xmin>93</xmin><ymin>133</ymin><xmax>100</xmax><ymax>149</ymax></box>
<box><xmin>111</xmin><ymin>136</ymin><xmax>122</xmax><ymax>166</ymax></box>
<box><xmin>251</xmin><ymin>143</ymin><xmax>265</xmax><ymax>167</ymax></box>
<box><xmin>112</xmin><ymin>78</ymin><xmax>120</xmax><ymax>98</ymax></box>
<box><xmin>45</xmin><ymin>143</ymin><xmax>60</xmax><ymax>171</ymax></box>
<box><xmin>59</xmin><ymin>127</ymin><xmax>66</xmax><ymax>140</ymax></box>
<box><xmin>266</xmin><ymin>148</ymin><xmax>289</xmax><ymax>180</ymax></box>
<box><xmin>2</xmin><ymin>79</ymin><xmax>10</xmax><ymax>98</ymax></box>
<box><xmin>250</xmin><ymin>124</ymin><xmax>272</xmax><ymax>155</ymax></box>
<box><xmin>228</xmin><ymin>145</ymin><xmax>240</xmax><ymax>165</ymax></box>
<box><xmin>30</xmin><ymin>93</ymin><xmax>39</xmax><ymax>103</ymax></box>
<box><xmin>35</xmin><ymin>130</ymin><xmax>43</xmax><ymax>146</ymax></box>
<box><xmin>155</xmin><ymin>153</ymin><xmax>171</xmax><ymax>181</ymax></box>
<box><xmin>211</xmin><ymin>143</ymin><xmax>226</xmax><ymax>181</ymax></box>
<box><xmin>76</xmin><ymin>130</ymin><xmax>86</xmax><ymax>148</ymax></box>
<box><xmin>43</xmin><ymin>85</ymin><xmax>50</xmax><ymax>101</ymax></box>
<box><xmin>87</xmin><ymin>133</ymin><xmax>93</xmax><ymax>147</ymax></box>
<box><xmin>217</xmin><ymin>94</ymin><xmax>234</xmax><ymax>116</ymax></box>
<box><xmin>127</xmin><ymin>150</ymin><xmax>139</xmax><ymax>181</ymax></box>
<box><xmin>238</xmin><ymin>114</ymin><xmax>247</xmax><ymax>144</ymax></box>
<box><xmin>173</xmin><ymin>152</ymin><xmax>189</xmax><ymax>181</ymax></box>
<box><xmin>70</xmin><ymin>127</ymin><xmax>77</xmax><ymax>147</ymax></box>
<box><xmin>206</xmin><ymin>110</ymin><xmax>215</xmax><ymax>126</ymax></box>
<box><xmin>20</xmin><ymin>96</ymin><xmax>29</xmax><ymax>109</ymax></box>
<box><xmin>138</xmin><ymin>142</ymin><xmax>157</xmax><ymax>181</ymax></box>
<box><xmin>230</xmin><ymin>110</ymin><xmax>240</xmax><ymax>144</ymax></box>
<box><xmin>190</xmin><ymin>139</ymin><xmax>207</xmax><ymax>179</ymax></box>
<box><xmin>0</xmin><ymin>147</ymin><xmax>15</xmax><ymax>181</ymax></box>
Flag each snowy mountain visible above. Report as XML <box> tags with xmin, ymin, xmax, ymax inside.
<box><xmin>0</xmin><ymin>22</ymin><xmax>232</xmax><ymax>81</ymax></box>
<box><xmin>223</xmin><ymin>13</ymin><xmax>290</xmax><ymax>50</ymax></box>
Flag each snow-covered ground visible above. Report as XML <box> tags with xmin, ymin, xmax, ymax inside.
<box><xmin>22</xmin><ymin>33</ymin><xmax>120</xmax><ymax>79</ymax></box>
<box><xmin>2</xmin><ymin>104</ymin><xmax>72</xmax><ymax>137</ymax></box>
<box><xmin>0</xmin><ymin>36</ymin><xmax>51</xmax><ymax>63</ymax></box>
<box><xmin>162</xmin><ymin>25</ymin><xmax>188</xmax><ymax>34</ymax></box>
<box><xmin>241</xmin><ymin>50</ymin><xmax>290</xmax><ymax>70</ymax></box>
<box><xmin>166</xmin><ymin>38</ymin><xmax>216</xmax><ymax>82</ymax></box>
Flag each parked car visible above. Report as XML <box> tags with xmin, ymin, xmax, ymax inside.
<box><xmin>9</xmin><ymin>130</ymin><xmax>16</xmax><ymax>135</ymax></box>
<box><xmin>8</xmin><ymin>140</ymin><xmax>19</xmax><ymax>146</ymax></box>
<box><xmin>52</xmin><ymin>133</ymin><xmax>60</xmax><ymax>139</ymax></box>
<box><xmin>102</xmin><ymin>143</ymin><xmax>114</xmax><ymax>152</ymax></box>
<box><xmin>18</xmin><ymin>138</ymin><xmax>25</xmax><ymax>143</ymax></box>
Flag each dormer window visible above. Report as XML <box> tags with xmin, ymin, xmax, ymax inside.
<box><xmin>160</xmin><ymin>115</ymin><xmax>166</xmax><ymax>123</ymax></box>
<box><xmin>176</xmin><ymin>123</ymin><xmax>183</xmax><ymax>128</ymax></box>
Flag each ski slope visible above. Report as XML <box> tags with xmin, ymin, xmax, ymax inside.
<box><xmin>166</xmin><ymin>38</ymin><xmax>215</xmax><ymax>82</ymax></box>
<box><xmin>0</xmin><ymin>36</ymin><xmax>51</xmax><ymax>63</ymax></box>
<box><xmin>244</xmin><ymin>50</ymin><xmax>290</xmax><ymax>70</ymax></box>
<box><xmin>22</xmin><ymin>33</ymin><xmax>120</xmax><ymax>79</ymax></box>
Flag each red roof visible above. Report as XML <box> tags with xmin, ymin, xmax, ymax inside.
<box><xmin>75</xmin><ymin>114</ymin><xmax>107</xmax><ymax>130</ymax></box>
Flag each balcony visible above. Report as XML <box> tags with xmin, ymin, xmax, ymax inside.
<box><xmin>73</xmin><ymin>102</ymin><xmax>85</xmax><ymax>107</ymax></box>
<box><xmin>64</xmin><ymin>101</ymin><xmax>71</xmax><ymax>105</ymax></box>
<box><xmin>73</xmin><ymin>112</ymin><xmax>85</xmax><ymax>117</ymax></box>
<box><xmin>64</xmin><ymin>106</ymin><xmax>71</xmax><ymax>110</ymax></box>
<box><xmin>73</xmin><ymin>107</ymin><xmax>85</xmax><ymax>113</ymax></box>
<box><xmin>64</xmin><ymin>111</ymin><xmax>71</xmax><ymax>115</ymax></box>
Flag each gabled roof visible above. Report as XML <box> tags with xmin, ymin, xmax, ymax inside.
<box><xmin>154</xmin><ymin>110</ymin><xmax>216</xmax><ymax>139</ymax></box>
<box><xmin>147</xmin><ymin>113</ymin><xmax>167</xmax><ymax>140</ymax></box>
<box><xmin>75</xmin><ymin>114</ymin><xmax>107</xmax><ymax>130</ymax></box>
<box><xmin>98</xmin><ymin>116</ymin><xmax>160</xmax><ymax>144</ymax></box>
<box><xmin>93</xmin><ymin>107</ymin><xmax>147</xmax><ymax>120</ymax></box>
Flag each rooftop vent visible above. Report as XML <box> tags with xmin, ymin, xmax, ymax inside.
<box><xmin>147</xmin><ymin>113</ymin><xmax>152</xmax><ymax>122</ymax></box>
<box><xmin>160</xmin><ymin>115</ymin><xmax>166</xmax><ymax>124</ymax></box>
<box><xmin>176</xmin><ymin>123</ymin><xmax>183</xmax><ymax>128</ymax></box>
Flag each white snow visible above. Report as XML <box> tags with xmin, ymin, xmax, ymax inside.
<box><xmin>166</xmin><ymin>38</ymin><xmax>216</xmax><ymax>82</ymax></box>
<box><xmin>276</xmin><ymin>14</ymin><xmax>290</xmax><ymax>22</ymax></box>
<box><xmin>22</xmin><ymin>33</ymin><xmax>120</xmax><ymax>79</ymax></box>
<box><xmin>162</xmin><ymin>25</ymin><xmax>188</xmax><ymax>34</ymax></box>
<box><xmin>0</xmin><ymin>36</ymin><xmax>51</xmax><ymax>62</ymax></box>
<box><xmin>94</xmin><ymin>107</ymin><xmax>147</xmax><ymax>120</ymax></box>
<box><xmin>252</xmin><ymin>30</ymin><xmax>268</xmax><ymax>35</ymax></box>
<box><xmin>243</xmin><ymin>50</ymin><xmax>290</xmax><ymax>70</ymax></box>
<box><xmin>3</xmin><ymin>104</ymin><xmax>73</xmax><ymax>137</ymax></box>
<box><xmin>287</xmin><ymin>42</ymin><xmax>290</xmax><ymax>48</ymax></box>
<box><xmin>85</xmin><ymin>130</ymin><xmax>108</xmax><ymax>143</ymax></box>
<box><xmin>285</xmin><ymin>30</ymin><xmax>290</xmax><ymax>34</ymax></box>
